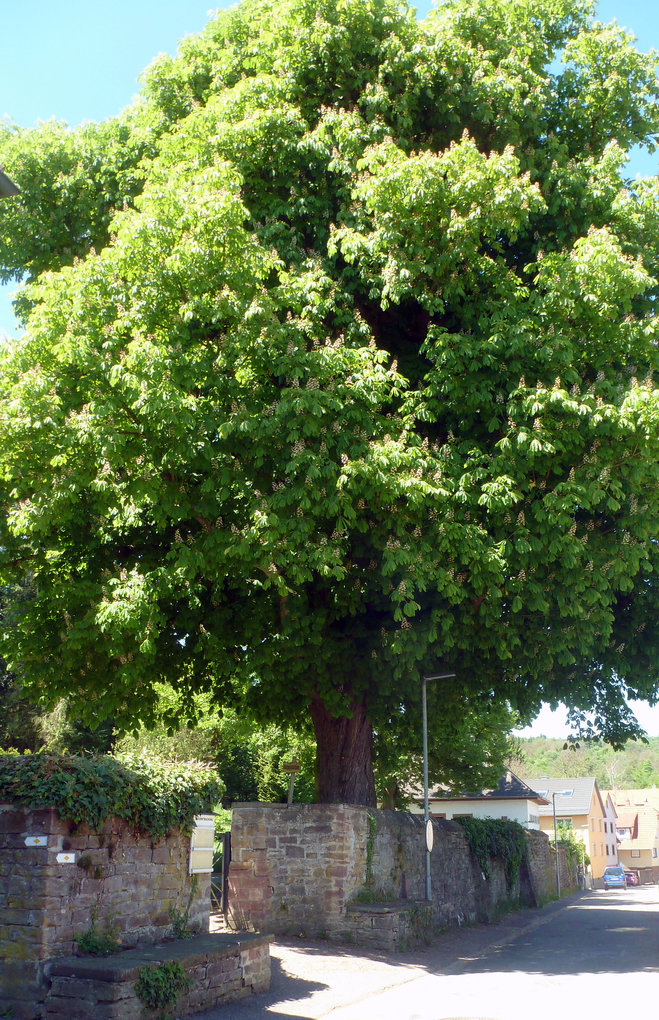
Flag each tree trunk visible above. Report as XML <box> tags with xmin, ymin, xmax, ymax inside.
<box><xmin>310</xmin><ymin>696</ymin><xmax>377</xmax><ymax>807</ymax></box>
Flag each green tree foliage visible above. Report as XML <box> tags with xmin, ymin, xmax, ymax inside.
<box><xmin>1</xmin><ymin>581</ymin><xmax>115</xmax><ymax>754</ymax></box>
<box><xmin>0</xmin><ymin>666</ymin><xmax>41</xmax><ymax>752</ymax></box>
<box><xmin>0</xmin><ymin>582</ymin><xmax>42</xmax><ymax>750</ymax></box>
<box><xmin>513</xmin><ymin>735</ymin><xmax>659</xmax><ymax>788</ymax></box>
<box><xmin>1</xmin><ymin>0</ymin><xmax>658</xmax><ymax>805</ymax></box>
<box><xmin>375</xmin><ymin>691</ymin><xmax>516</xmax><ymax>806</ymax></box>
<box><xmin>116</xmin><ymin>691</ymin><xmax>318</xmax><ymax>804</ymax></box>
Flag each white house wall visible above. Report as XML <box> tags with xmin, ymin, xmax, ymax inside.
<box><xmin>408</xmin><ymin>800</ymin><xmax>541</xmax><ymax>830</ymax></box>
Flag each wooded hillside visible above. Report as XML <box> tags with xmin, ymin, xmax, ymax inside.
<box><xmin>513</xmin><ymin>735</ymin><xmax>659</xmax><ymax>790</ymax></box>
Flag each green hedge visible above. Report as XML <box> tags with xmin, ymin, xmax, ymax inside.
<box><xmin>0</xmin><ymin>751</ymin><xmax>223</xmax><ymax>838</ymax></box>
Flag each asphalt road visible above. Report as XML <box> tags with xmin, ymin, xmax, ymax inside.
<box><xmin>197</xmin><ymin>886</ymin><xmax>659</xmax><ymax>1020</ymax></box>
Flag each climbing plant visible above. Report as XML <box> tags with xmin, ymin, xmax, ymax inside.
<box><xmin>456</xmin><ymin>816</ymin><xmax>529</xmax><ymax>892</ymax></box>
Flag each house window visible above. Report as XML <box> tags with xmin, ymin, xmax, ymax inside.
<box><xmin>653</xmin><ymin>849</ymin><xmax>658</xmax><ymax>859</ymax></box>
<box><xmin>604</xmin><ymin>822</ymin><xmax>608</xmax><ymax>833</ymax></box>
<box><xmin>631</xmin><ymin>850</ymin><xmax>640</xmax><ymax>858</ymax></box>
<box><xmin>556</xmin><ymin>818</ymin><xmax>572</xmax><ymax>830</ymax></box>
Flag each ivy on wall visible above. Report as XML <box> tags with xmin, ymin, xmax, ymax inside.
<box><xmin>0</xmin><ymin>751</ymin><xmax>223</xmax><ymax>837</ymax></box>
<box><xmin>455</xmin><ymin>816</ymin><xmax>529</xmax><ymax>892</ymax></box>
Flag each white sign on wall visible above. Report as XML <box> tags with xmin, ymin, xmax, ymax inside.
<box><xmin>24</xmin><ymin>835</ymin><xmax>48</xmax><ymax>847</ymax></box>
<box><xmin>189</xmin><ymin>814</ymin><xmax>215</xmax><ymax>875</ymax></box>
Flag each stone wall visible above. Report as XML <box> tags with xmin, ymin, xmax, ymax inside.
<box><xmin>227</xmin><ymin>804</ymin><xmax>574</xmax><ymax>946</ymax></box>
<box><xmin>526</xmin><ymin>827</ymin><xmax>573</xmax><ymax>901</ymax></box>
<box><xmin>0</xmin><ymin>803</ymin><xmax>210</xmax><ymax>1019</ymax></box>
<box><xmin>226</xmin><ymin>803</ymin><xmax>367</xmax><ymax>935</ymax></box>
<box><xmin>43</xmin><ymin>932</ymin><xmax>271</xmax><ymax>1020</ymax></box>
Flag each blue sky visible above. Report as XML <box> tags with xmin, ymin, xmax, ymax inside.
<box><xmin>1</xmin><ymin>1</ymin><xmax>657</xmax><ymax>737</ymax></box>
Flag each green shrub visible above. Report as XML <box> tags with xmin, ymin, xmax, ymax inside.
<box><xmin>74</xmin><ymin>911</ymin><xmax>121</xmax><ymax>956</ymax></box>
<box><xmin>135</xmin><ymin>961</ymin><xmax>190</xmax><ymax>1017</ymax></box>
<box><xmin>0</xmin><ymin>751</ymin><xmax>223</xmax><ymax>837</ymax></box>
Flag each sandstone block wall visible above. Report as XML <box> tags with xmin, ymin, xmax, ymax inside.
<box><xmin>226</xmin><ymin>803</ymin><xmax>367</xmax><ymax>934</ymax></box>
<box><xmin>43</xmin><ymin>932</ymin><xmax>271</xmax><ymax>1020</ymax></box>
<box><xmin>227</xmin><ymin>804</ymin><xmax>574</xmax><ymax>944</ymax></box>
<box><xmin>0</xmin><ymin>803</ymin><xmax>210</xmax><ymax>1019</ymax></box>
<box><xmin>525</xmin><ymin>827</ymin><xmax>573</xmax><ymax>901</ymax></box>
<box><xmin>345</xmin><ymin>902</ymin><xmax>434</xmax><ymax>951</ymax></box>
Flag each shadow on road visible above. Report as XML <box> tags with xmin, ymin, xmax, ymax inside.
<box><xmin>444</xmin><ymin>888</ymin><xmax>659</xmax><ymax>977</ymax></box>
<box><xmin>198</xmin><ymin>889</ymin><xmax>658</xmax><ymax>1018</ymax></box>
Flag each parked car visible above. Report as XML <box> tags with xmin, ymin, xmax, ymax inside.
<box><xmin>603</xmin><ymin>865</ymin><xmax>627</xmax><ymax>890</ymax></box>
<box><xmin>623</xmin><ymin>869</ymin><xmax>639</xmax><ymax>886</ymax></box>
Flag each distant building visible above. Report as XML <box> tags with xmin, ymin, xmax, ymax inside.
<box><xmin>409</xmin><ymin>770</ymin><xmax>548</xmax><ymax>830</ymax></box>
<box><xmin>534</xmin><ymin>777</ymin><xmax>617</xmax><ymax>882</ymax></box>
<box><xmin>604</xmin><ymin>789</ymin><xmax>659</xmax><ymax>883</ymax></box>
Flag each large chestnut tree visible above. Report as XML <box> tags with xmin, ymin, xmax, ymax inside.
<box><xmin>1</xmin><ymin>0</ymin><xmax>658</xmax><ymax>805</ymax></box>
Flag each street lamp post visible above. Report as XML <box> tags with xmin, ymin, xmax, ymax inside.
<box><xmin>422</xmin><ymin>670</ymin><xmax>456</xmax><ymax>902</ymax></box>
<box><xmin>552</xmin><ymin>790</ymin><xmax>570</xmax><ymax>898</ymax></box>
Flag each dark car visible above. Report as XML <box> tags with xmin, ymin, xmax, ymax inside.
<box><xmin>603</xmin><ymin>865</ymin><xmax>627</xmax><ymax>889</ymax></box>
<box><xmin>624</xmin><ymin>869</ymin><xmax>639</xmax><ymax>886</ymax></box>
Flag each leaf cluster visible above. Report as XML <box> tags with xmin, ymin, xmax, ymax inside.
<box><xmin>0</xmin><ymin>751</ymin><xmax>223</xmax><ymax>837</ymax></box>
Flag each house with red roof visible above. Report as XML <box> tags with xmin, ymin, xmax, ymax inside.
<box><xmin>605</xmin><ymin>789</ymin><xmax>659</xmax><ymax>884</ymax></box>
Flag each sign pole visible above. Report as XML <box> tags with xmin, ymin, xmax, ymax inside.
<box><xmin>282</xmin><ymin>758</ymin><xmax>301</xmax><ymax>806</ymax></box>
